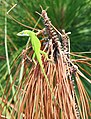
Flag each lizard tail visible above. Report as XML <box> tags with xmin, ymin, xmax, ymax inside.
<box><xmin>40</xmin><ymin>64</ymin><xmax>52</xmax><ymax>92</ymax></box>
<box><xmin>39</xmin><ymin>61</ymin><xmax>55</xmax><ymax>101</ymax></box>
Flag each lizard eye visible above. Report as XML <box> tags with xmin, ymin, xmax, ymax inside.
<box><xmin>21</xmin><ymin>32</ymin><xmax>24</xmax><ymax>35</ymax></box>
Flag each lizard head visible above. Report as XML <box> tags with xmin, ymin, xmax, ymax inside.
<box><xmin>17</xmin><ymin>30</ymin><xmax>34</xmax><ymax>36</ymax></box>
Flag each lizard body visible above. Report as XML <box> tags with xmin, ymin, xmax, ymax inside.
<box><xmin>17</xmin><ymin>30</ymin><xmax>52</xmax><ymax>92</ymax></box>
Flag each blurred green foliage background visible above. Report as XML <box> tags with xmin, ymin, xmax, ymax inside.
<box><xmin>0</xmin><ymin>0</ymin><xmax>91</xmax><ymax>117</ymax></box>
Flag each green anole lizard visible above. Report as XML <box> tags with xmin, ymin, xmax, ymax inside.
<box><xmin>17</xmin><ymin>30</ymin><xmax>52</xmax><ymax>93</ymax></box>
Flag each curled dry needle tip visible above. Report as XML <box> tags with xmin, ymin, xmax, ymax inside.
<box><xmin>40</xmin><ymin>5</ymin><xmax>49</xmax><ymax>11</ymax></box>
<box><xmin>61</xmin><ymin>29</ymin><xmax>71</xmax><ymax>35</ymax></box>
<box><xmin>35</xmin><ymin>5</ymin><xmax>49</xmax><ymax>17</ymax></box>
<box><xmin>35</xmin><ymin>5</ymin><xmax>43</xmax><ymax>17</ymax></box>
<box><xmin>40</xmin><ymin>5</ymin><xmax>43</xmax><ymax>11</ymax></box>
